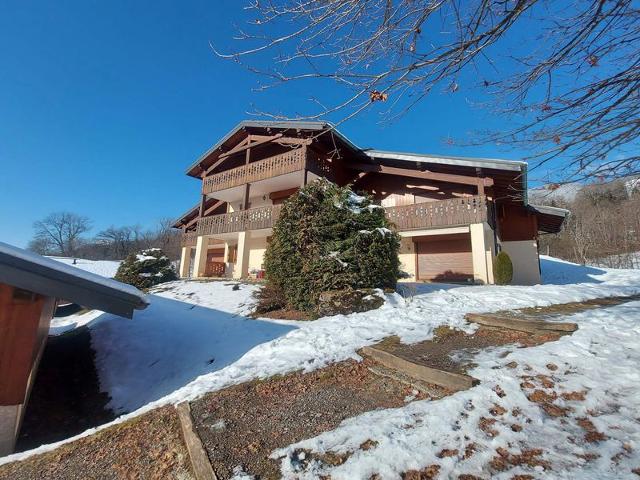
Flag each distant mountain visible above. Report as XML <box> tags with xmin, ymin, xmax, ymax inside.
<box><xmin>529</xmin><ymin>174</ymin><xmax>640</xmax><ymax>205</ymax></box>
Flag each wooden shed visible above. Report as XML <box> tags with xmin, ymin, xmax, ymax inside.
<box><xmin>0</xmin><ymin>242</ymin><xmax>148</xmax><ymax>456</ymax></box>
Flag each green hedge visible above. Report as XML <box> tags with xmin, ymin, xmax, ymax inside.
<box><xmin>494</xmin><ymin>251</ymin><xmax>514</xmax><ymax>285</ymax></box>
<box><xmin>262</xmin><ymin>179</ymin><xmax>401</xmax><ymax>313</ymax></box>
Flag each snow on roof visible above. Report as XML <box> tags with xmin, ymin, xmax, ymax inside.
<box><xmin>0</xmin><ymin>242</ymin><xmax>148</xmax><ymax>318</ymax></box>
<box><xmin>529</xmin><ymin>204</ymin><xmax>570</xmax><ymax>217</ymax></box>
<box><xmin>364</xmin><ymin>149</ymin><xmax>526</xmax><ymax>172</ymax></box>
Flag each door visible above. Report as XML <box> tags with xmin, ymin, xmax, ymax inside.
<box><xmin>205</xmin><ymin>248</ymin><xmax>226</xmax><ymax>277</ymax></box>
<box><xmin>415</xmin><ymin>233</ymin><xmax>473</xmax><ymax>282</ymax></box>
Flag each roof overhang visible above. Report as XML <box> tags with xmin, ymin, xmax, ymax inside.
<box><xmin>185</xmin><ymin>120</ymin><xmax>361</xmax><ymax>178</ymax></box>
<box><xmin>0</xmin><ymin>242</ymin><xmax>149</xmax><ymax>319</ymax></box>
<box><xmin>529</xmin><ymin>204</ymin><xmax>570</xmax><ymax>234</ymax></box>
<box><xmin>364</xmin><ymin>150</ymin><xmax>526</xmax><ymax>172</ymax></box>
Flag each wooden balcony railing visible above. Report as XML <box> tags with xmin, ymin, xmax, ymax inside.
<box><xmin>192</xmin><ymin>196</ymin><xmax>489</xmax><ymax>238</ymax></box>
<box><xmin>181</xmin><ymin>231</ymin><xmax>199</xmax><ymax>247</ymax></box>
<box><xmin>203</xmin><ymin>148</ymin><xmax>309</xmax><ymax>195</ymax></box>
<box><xmin>196</xmin><ymin>204</ymin><xmax>283</xmax><ymax>236</ymax></box>
<box><xmin>385</xmin><ymin>195</ymin><xmax>488</xmax><ymax>231</ymax></box>
<box><xmin>181</xmin><ymin>231</ymin><xmax>226</xmax><ymax>248</ymax></box>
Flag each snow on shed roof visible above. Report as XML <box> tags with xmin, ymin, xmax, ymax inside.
<box><xmin>0</xmin><ymin>242</ymin><xmax>148</xmax><ymax>319</ymax></box>
<box><xmin>528</xmin><ymin>204</ymin><xmax>570</xmax><ymax>217</ymax></box>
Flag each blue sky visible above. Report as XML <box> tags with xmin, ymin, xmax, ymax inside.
<box><xmin>0</xmin><ymin>0</ymin><xmax>540</xmax><ymax>248</ymax></box>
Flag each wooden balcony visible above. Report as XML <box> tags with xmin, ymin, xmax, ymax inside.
<box><xmin>196</xmin><ymin>204</ymin><xmax>283</xmax><ymax>236</ymax></box>
<box><xmin>192</xmin><ymin>196</ymin><xmax>489</xmax><ymax>238</ymax></box>
<box><xmin>385</xmin><ymin>195</ymin><xmax>488</xmax><ymax>231</ymax></box>
<box><xmin>202</xmin><ymin>147</ymin><xmax>331</xmax><ymax>195</ymax></box>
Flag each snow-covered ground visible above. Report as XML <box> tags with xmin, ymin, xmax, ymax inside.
<box><xmin>274</xmin><ymin>300</ymin><xmax>640</xmax><ymax>479</ymax></box>
<box><xmin>47</xmin><ymin>256</ymin><xmax>121</xmax><ymax>278</ymax></box>
<box><xmin>3</xmin><ymin>257</ymin><xmax>640</xmax><ymax>475</ymax></box>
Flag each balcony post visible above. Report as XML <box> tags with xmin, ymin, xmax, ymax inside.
<box><xmin>179</xmin><ymin>246</ymin><xmax>192</xmax><ymax>278</ymax></box>
<box><xmin>232</xmin><ymin>231</ymin><xmax>250</xmax><ymax>279</ymax></box>
<box><xmin>470</xmin><ymin>222</ymin><xmax>495</xmax><ymax>284</ymax></box>
<box><xmin>193</xmin><ymin>236</ymin><xmax>208</xmax><ymax>278</ymax></box>
<box><xmin>243</xmin><ymin>147</ymin><xmax>251</xmax><ymax>209</ymax></box>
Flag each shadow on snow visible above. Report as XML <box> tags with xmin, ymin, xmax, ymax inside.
<box><xmin>87</xmin><ymin>295</ymin><xmax>296</xmax><ymax>413</ymax></box>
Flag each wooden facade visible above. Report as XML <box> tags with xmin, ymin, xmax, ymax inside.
<box><xmin>191</xmin><ymin>195</ymin><xmax>489</xmax><ymax>239</ymax></box>
<box><xmin>173</xmin><ymin>120</ymin><xmax>567</xmax><ymax>282</ymax></box>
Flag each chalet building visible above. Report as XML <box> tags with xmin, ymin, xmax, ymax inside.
<box><xmin>0</xmin><ymin>242</ymin><xmax>148</xmax><ymax>456</ymax></box>
<box><xmin>173</xmin><ymin>121</ymin><xmax>567</xmax><ymax>285</ymax></box>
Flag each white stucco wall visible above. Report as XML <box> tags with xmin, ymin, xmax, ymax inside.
<box><xmin>500</xmin><ymin>240</ymin><xmax>541</xmax><ymax>285</ymax></box>
<box><xmin>469</xmin><ymin>223</ymin><xmax>495</xmax><ymax>284</ymax></box>
<box><xmin>398</xmin><ymin>237</ymin><xmax>416</xmax><ymax>282</ymax></box>
<box><xmin>247</xmin><ymin>235</ymin><xmax>268</xmax><ymax>273</ymax></box>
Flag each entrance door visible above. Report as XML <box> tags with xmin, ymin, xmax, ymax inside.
<box><xmin>205</xmin><ymin>248</ymin><xmax>226</xmax><ymax>277</ymax></box>
<box><xmin>415</xmin><ymin>233</ymin><xmax>473</xmax><ymax>282</ymax></box>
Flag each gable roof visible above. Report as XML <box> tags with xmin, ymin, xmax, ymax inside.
<box><xmin>0</xmin><ymin>242</ymin><xmax>149</xmax><ymax>319</ymax></box>
<box><xmin>183</xmin><ymin>119</ymin><xmax>532</xmax><ymax>204</ymax></box>
<box><xmin>185</xmin><ymin>120</ymin><xmax>360</xmax><ymax>177</ymax></box>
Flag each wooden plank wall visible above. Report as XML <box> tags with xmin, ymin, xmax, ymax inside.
<box><xmin>0</xmin><ymin>284</ymin><xmax>55</xmax><ymax>406</ymax></box>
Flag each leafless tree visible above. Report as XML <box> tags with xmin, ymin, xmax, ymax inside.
<box><xmin>27</xmin><ymin>237</ymin><xmax>54</xmax><ymax>256</ymax></box>
<box><xmin>215</xmin><ymin>0</ymin><xmax>640</xmax><ymax>183</ymax></box>
<box><xmin>33</xmin><ymin>212</ymin><xmax>92</xmax><ymax>256</ymax></box>
<box><xmin>538</xmin><ymin>179</ymin><xmax>640</xmax><ymax>267</ymax></box>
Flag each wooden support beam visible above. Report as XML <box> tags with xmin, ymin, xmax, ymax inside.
<box><xmin>465</xmin><ymin>313</ymin><xmax>578</xmax><ymax>335</ymax></box>
<box><xmin>250</xmin><ymin>135</ymin><xmax>312</xmax><ymax>146</ymax></box>
<box><xmin>269</xmin><ymin>187</ymin><xmax>299</xmax><ymax>201</ymax></box>
<box><xmin>176</xmin><ymin>402</ymin><xmax>218</xmax><ymax>480</ymax></box>
<box><xmin>349</xmin><ymin>162</ymin><xmax>494</xmax><ymax>188</ymax></box>
<box><xmin>198</xmin><ymin>194</ymin><xmax>206</xmax><ymax>218</ymax></box>
<box><xmin>218</xmin><ymin>134</ymin><xmax>283</xmax><ymax>160</ymax></box>
<box><xmin>360</xmin><ymin>346</ymin><xmax>478</xmax><ymax>392</ymax></box>
<box><xmin>243</xmin><ymin>147</ymin><xmax>251</xmax><ymax>210</ymax></box>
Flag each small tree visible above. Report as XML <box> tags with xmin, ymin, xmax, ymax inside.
<box><xmin>262</xmin><ymin>179</ymin><xmax>401</xmax><ymax>314</ymax></box>
<box><xmin>114</xmin><ymin>248</ymin><xmax>177</xmax><ymax>289</ymax></box>
<box><xmin>494</xmin><ymin>251</ymin><xmax>514</xmax><ymax>285</ymax></box>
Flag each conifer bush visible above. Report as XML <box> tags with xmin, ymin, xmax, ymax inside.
<box><xmin>114</xmin><ymin>247</ymin><xmax>177</xmax><ymax>289</ymax></box>
<box><xmin>494</xmin><ymin>250</ymin><xmax>514</xmax><ymax>285</ymax></box>
<box><xmin>261</xmin><ymin>179</ymin><xmax>401</xmax><ymax>314</ymax></box>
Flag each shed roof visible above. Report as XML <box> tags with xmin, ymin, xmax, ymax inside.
<box><xmin>0</xmin><ymin>242</ymin><xmax>149</xmax><ymax>319</ymax></box>
<box><xmin>529</xmin><ymin>204</ymin><xmax>570</xmax><ymax>234</ymax></box>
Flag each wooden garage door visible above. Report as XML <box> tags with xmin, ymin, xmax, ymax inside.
<box><xmin>205</xmin><ymin>248</ymin><xmax>225</xmax><ymax>277</ymax></box>
<box><xmin>416</xmin><ymin>233</ymin><xmax>473</xmax><ymax>282</ymax></box>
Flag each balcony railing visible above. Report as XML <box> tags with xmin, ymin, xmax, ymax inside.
<box><xmin>181</xmin><ymin>231</ymin><xmax>199</xmax><ymax>247</ymax></box>
<box><xmin>181</xmin><ymin>231</ymin><xmax>225</xmax><ymax>248</ymax></box>
<box><xmin>196</xmin><ymin>204</ymin><xmax>283</xmax><ymax>236</ymax></box>
<box><xmin>202</xmin><ymin>147</ymin><xmax>333</xmax><ymax>195</ymax></box>
<box><xmin>192</xmin><ymin>195</ymin><xmax>488</xmax><ymax>238</ymax></box>
<box><xmin>385</xmin><ymin>195</ymin><xmax>488</xmax><ymax>231</ymax></box>
<box><xmin>202</xmin><ymin>148</ymin><xmax>303</xmax><ymax>195</ymax></box>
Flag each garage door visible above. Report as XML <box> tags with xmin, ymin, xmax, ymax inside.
<box><xmin>416</xmin><ymin>233</ymin><xmax>473</xmax><ymax>282</ymax></box>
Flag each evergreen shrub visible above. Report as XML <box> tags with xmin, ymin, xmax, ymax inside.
<box><xmin>494</xmin><ymin>250</ymin><xmax>514</xmax><ymax>285</ymax></box>
<box><xmin>114</xmin><ymin>247</ymin><xmax>177</xmax><ymax>289</ymax></box>
<box><xmin>260</xmin><ymin>179</ymin><xmax>401</xmax><ymax>315</ymax></box>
